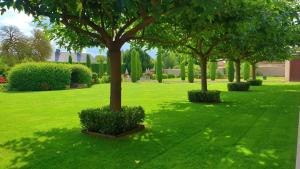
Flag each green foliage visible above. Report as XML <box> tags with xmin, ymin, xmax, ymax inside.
<box><xmin>86</xmin><ymin>54</ymin><xmax>91</xmax><ymax>68</ymax></box>
<box><xmin>162</xmin><ymin>73</ymin><xmax>168</xmax><ymax>79</ymax></box>
<box><xmin>188</xmin><ymin>58</ymin><xmax>194</xmax><ymax>83</ymax></box>
<box><xmin>122</xmin><ymin>48</ymin><xmax>154</xmax><ymax>74</ymax></box>
<box><xmin>167</xmin><ymin>74</ymin><xmax>175</xmax><ymax>79</ymax></box>
<box><xmin>137</xmin><ymin>56</ymin><xmax>142</xmax><ymax>80</ymax></box>
<box><xmin>68</xmin><ymin>55</ymin><xmax>72</xmax><ymax>64</ymax></box>
<box><xmin>91</xmin><ymin>73</ymin><xmax>99</xmax><ymax>84</ymax></box>
<box><xmin>188</xmin><ymin>90</ymin><xmax>221</xmax><ymax>103</ymax></box>
<box><xmin>162</xmin><ymin>51</ymin><xmax>177</xmax><ymax>69</ymax></box>
<box><xmin>99</xmin><ymin>61</ymin><xmax>104</xmax><ymax>78</ymax></box>
<box><xmin>130</xmin><ymin>49</ymin><xmax>139</xmax><ymax>82</ymax></box>
<box><xmin>243</xmin><ymin>62</ymin><xmax>250</xmax><ymax>80</ymax></box>
<box><xmin>227</xmin><ymin>82</ymin><xmax>250</xmax><ymax>91</ymax></box>
<box><xmin>156</xmin><ymin>51</ymin><xmax>163</xmax><ymax>83</ymax></box>
<box><xmin>100</xmin><ymin>75</ymin><xmax>110</xmax><ymax>84</ymax></box>
<box><xmin>8</xmin><ymin>62</ymin><xmax>71</xmax><ymax>91</ymax></box>
<box><xmin>226</xmin><ymin>61</ymin><xmax>235</xmax><ymax>82</ymax></box>
<box><xmin>79</xmin><ymin>106</ymin><xmax>145</xmax><ymax>135</ymax></box>
<box><xmin>248</xmin><ymin>79</ymin><xmax>263</xmax><ymax>86</ymax></box>
<box><xmin>180</xmin><ymin>57</ymin><xmax>185</xmax><ymax>80</ymax></box>
<box><xmin>209</xmin><ymin>61</ymin><xmax>218</xmax><ymax>81</ymax></box>
<box><xmin>150</xmin><ymin>74</ymin><xmax>156</xmax><ymax>80</ymax></box>
<box><xmin>70</xmin><ymin>64</ymin><xmax>92</xmax><ymax>84</ymax></box>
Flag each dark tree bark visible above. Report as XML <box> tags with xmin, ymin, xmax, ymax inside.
<box><xmin>251</xmin><ymin>63</ymin><xmax>256</xmax><ymax>80</ymax></box>
<box><xmin>235</xmin><ymin>59</ymin><xmax>241</xmax><ymax>83</ymax></box>
<box><xmin>108</xmin><ymin>47</ymin><xmax>122</xmax><ymax>112</ymax></box>
<box><xmin>200</xmin><ymin>57</ymin><xmax>208</xmax><ymax>92</ymax></box>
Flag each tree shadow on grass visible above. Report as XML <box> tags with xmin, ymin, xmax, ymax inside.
<box><xmin>1</xmin><ymin>84</ymin><xmax>299</xmax><ymax>169</ymax></box>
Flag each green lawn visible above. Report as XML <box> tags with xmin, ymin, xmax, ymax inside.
<box><xmin>0</xmin><ymin>80</ymin><xmax>299</xmax><ymax>169</ymax></box>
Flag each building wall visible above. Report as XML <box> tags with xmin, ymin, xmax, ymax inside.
<box><xmin>288</xmin><ymin>59</ymin><xmax>300</xmax><ymax>81</ymax></box>
<box><xmin>256</xmin><ymin>63</ymin><xmax>285</xmax><ymax>77</ymax></box>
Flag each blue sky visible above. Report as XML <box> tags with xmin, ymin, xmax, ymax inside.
<box><xmin>0</xmin><ymin>9</ymin><xmax>157</xmax><ymax>58</ymax></box>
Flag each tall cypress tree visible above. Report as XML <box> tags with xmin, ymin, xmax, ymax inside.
<box><xmin>86</xmin><ymin>54</ymin><xmax>91</xmax><ymax>68</ymax></box>
<box><xmin>188</xmin><ymin>57</ymin><xmax>194</xmax><ymax>83</ymax></box>
<box><xmin>243</xmin><ymin>62</ymin><xmax>250</xmax><ymax>80</ymax></box>
<box><xmin>99</xmin><ymin>60</ymin><xmax>104</xmax><ymax>78</ymax></box>
<box><xmin>156</xmin><ymin>50</ymin><xmax>163</xmax><ymax>83</ymax></box>
<box><xmin>130</xmin><ymin>49</ymin><xmax>138</xmax><ymax>82</ymax></box>
<box><xmin>226</xmin><ymin>61</ymin><xmax>235</xmax><ymax>82</ymax></box>
<box><xmin>68</xmin><ymin>55</ymin><xmax>72</xmax><ymax>64</ymax></box>
<box><xmin>137</xmin><ymin>55</ymin><xmax>142</xmax><ymax>80</ymax></box>
<box><xmin>209</xmin><ymin>61</ymin><xmax>218</xmax><ymax>81</ymax></box>
<box><xmin>180</xmin><ymin>57</ymin><xmax>185</xmax><ymax>80</ymax></box>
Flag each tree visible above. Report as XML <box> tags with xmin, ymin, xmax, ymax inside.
<box><xmin>3</xmin><ymin>1</ymin><xmax>185</xmax><ymax>111</ymax></box>
<box><xmin>31</xmin><ymin>29</ymin><xmax>52</xmax><ymax>61</ymax></box>
<box><xmin>243</xmin><ymin>62</ymin><xmax>250</xmax><ymax>80</ymax></box>
<box><xmin>226</xmin><ymin>61</ymin><xmax>235</xmax><ymax>82</ymax></box>
<box><xmin>68</xmin><ymin>55</ymin><xmax>72</xmax><ymax>64</ymax></box>
<box><xmin>162</xmin><ymin>51</ymin><xmax>177</xmax><ymax>69</ymax></box>
<box><xmin>122</xmin><ymin>47</ymin><xmax>154</xmax><ymax>74</ymax></box>
<box><xmin>130</xmin><ymin>49</ymin><xmax>138</xmax><ymax>82</ymax></box>
<box><xmin>86</xmin><ymin>54</ymin><xmax>91</xmax><ymax>68</ymax></box>
<box><xmin>95</xmin><ymin>55</ymin><xmax>106</xmax><ymax>63</ymax></box>
<box><xmin>156</xmin><ymin>50</ymin><xmax>163</xmax><ymax>83</ymax></box>
<box><xmin>188</xmin><ymin>58</ymin><xmax>194</xmax><ymax>83</ymax></box>
<box><xmin>137</xmin><ymin>56</ymin><xmax>142</xmax><ymax>80</ymax></box>
<box><xmin>180</xmin><ymin>57</ymin><xmax>185</xmax><ymax>80</ymax></box>
<box><xmin>209</xmin><ymin>61</ymin><xmax>217</xmax><ymax>81</ymax></box>
<box><xmin>0</xmin><ymin>26</ymin><xmax>31</xmax><ymax>66</ymax></box>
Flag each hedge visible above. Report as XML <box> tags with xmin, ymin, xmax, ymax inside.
<box><xmin>8</xmin><ymin>62</ymin><xmax>71</xmax><ymax>91</ymax></box>
<box><xmin>248</xmin><ymin>79</ymin><xmax>263</xmax><ymax>86</ymax></box>
<box><xmin>227</xmin><ymin>82</ymin><xmax>250</xmax><ymax>91</ymax></box>
<box><xmin>188</xmin><ymin>90</ymin><xmax>221</xmax><ymax>103</ymax></box>
<box><xmin>79</xmin><ymin>106</ymin><xmax>145</xmax><ymax>135</ymax></box>
<box><xmin>70</xmin><ymin>64</ymin><xmax>92</xmax><ymax>84</ymax></box>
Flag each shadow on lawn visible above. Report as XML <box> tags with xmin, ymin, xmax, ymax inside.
<box><xmin>1</xmin><ymin>84</ymin><xmax>299</xmax><ymax>169</ymax></box>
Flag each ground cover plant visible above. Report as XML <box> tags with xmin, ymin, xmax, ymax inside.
<box><xmin>0</xmin><ymin>79</ymin><xmax>299</xmax><ymax>169</ymax></box>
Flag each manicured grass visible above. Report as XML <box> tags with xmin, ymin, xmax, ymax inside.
<box><xmin>0</xmin><ymin>80</ymin><xmax>299</xmax><ymax>169</ymax></box>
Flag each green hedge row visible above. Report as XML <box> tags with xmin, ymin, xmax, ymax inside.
<box><xmin>8</xmin><ymin>63</ymin><xmax>92</xmax><ymax>91</ymax></box>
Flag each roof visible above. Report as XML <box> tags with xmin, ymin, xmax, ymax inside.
<box><xmin>48</xmin><ymin>50</ymin><xmax>96</xmax><ymax>63</ymax></box>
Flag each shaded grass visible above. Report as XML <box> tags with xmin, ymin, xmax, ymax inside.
<box><xmin>0</xmin><ymin>80</ymin><xmax>299</xmax><ymax>169</ymax></box>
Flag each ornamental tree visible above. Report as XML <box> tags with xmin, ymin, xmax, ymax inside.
<box><xmin>0</xmin><ymin>1</ymin><xmax>186</xmax><ymax>111</ymax></box>
<box><xmin>187</xmin><ymin>57</ymin><xmax>194</xmax><ymax>83</ymax></box>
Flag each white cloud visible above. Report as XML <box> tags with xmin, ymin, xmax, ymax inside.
<box><xmin>0</xmin><ymin>9</ymin><xmax>34</xmax><ymax>36</ymax></box>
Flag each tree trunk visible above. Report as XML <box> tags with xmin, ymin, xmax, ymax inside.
<box><xmin>235</xmin><ymin>59</ymin><xmax>241</xmax><ymax>83</ymax></box>
<box><xmin>251</xmin><ymin>63</ymin><xmax>256</xmax><ymax>80</ymax></box>
<box><xmin>108</xmin><ymin>48</ymin><xmax>122</xmax><ymax>112</ymax></box>
<box><xmin>200</xmin><ymin>57</ymin><xmax>208</xmax><ymax>92</ymax></box>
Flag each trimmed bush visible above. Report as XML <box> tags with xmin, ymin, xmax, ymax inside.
<box><xmin>100</xmin><ymin>75</ymin><xmax>110</xmax><ymax>83</ymax></box>
<box><xmin>70</xmin><ymin>64</ymin><xmax>92</xmax><ymax>85</ymax></box>
<box><xmin>130</xmin><ymin>49</ymin><xmax>139</xmax><ymax>82</ymax></box>
<box><xmin>162</xmin><ymin>73</ymin><xmax>168</xmax><ymax>79</ymax></box>
<box><xmin>91</xmin><ymin>73</ymin><xmax>100</xmax><ymax>84</ymax></box>
<box><xmin>248</xmin><ymin>79</ymin><xmax>263</xmax><ymax>86</ymax></box>
<box><xmin>167</xmin><ymin>74</ymin><xmax>175</xmax><ymax>78</ymax></box>
<box><xmin>227</xmin><ymin>82</ymin><xmax>250</xmax><ymax>91</ymax></box>
<box><xmin>188</xmin><ymin>90</ymin><xmax>221</xmax><ymax>103</ymax></box>
<box><xmin>226</xmin><ymin>61</ymin><xmax>235</xmax><ymax>82</ymax></box>
<box><xmin>8</xmin><ymin>62</ymin><xmax>71</xmax><ymax>91</ymax></box>
<box><xmin>79</xmin><ymin>106</ymin><xmax>145</xmax><ymax>135</ymax></box>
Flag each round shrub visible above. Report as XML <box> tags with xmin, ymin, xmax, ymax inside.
<box><xmin>100</xmin><ymin>75</ymin><xmax>110</xmax><ymax>83</ymax></box>
<box><xmin>70</xmin><ymin>64</ymin><xmax>92</xmax><ymax>84</ymax></box>
<box><xmin>247</xmin><ymin>79</ymin><xmax>263</xmax><ymax>86</ymax></box>
<box><xmin>162</xmin><ymin>73</ymin><xmax>168</xmax><ymax>79</ymax></box>
<box><xmin>188</xmin><ymin>90</ymin><xmax>221</xmax><ymax>103</ymax></box>
<box><xmin>167</xmin><ymin>74</ymin><xmax>176</xmax><ymax>79</ymax></box>
<box><xmin>8</xmin><ymin>62</ymin><xmax>71</xmax><ymax>91</ymax></box>
<box><xmin>79</xmin><ymin>106</ymin><xmax>145</xmax><ymax>135</ymax></box>
<box><xmin>227</xmin><ymin>82</ymin><xmax>250</xmax><ymax>91</ymax></box>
